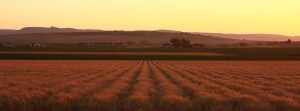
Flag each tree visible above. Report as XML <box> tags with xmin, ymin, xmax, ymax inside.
<box><xmin>170</xmin><ymin>38</ymin><xmax>181</xmax><ymax>48</ymax></box>
<box><xmin>170</xmin><ymin>37</ymin><xmax>191</xmax><ymax>48</ymax></box>
<box><xmin>287</xmin><ymin>39</ymin><xmax>292</xmax><ymax>44</ymax></box>
<box><xmin>181</xmin><ymin>38</ymin><xmax>191</xmax><ymax>48</ymax></box>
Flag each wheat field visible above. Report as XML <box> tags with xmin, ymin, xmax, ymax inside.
<box><xmin>0</xmin><ymin>60</ymin><xmax>300</xmax><ymax>111</ymax></box>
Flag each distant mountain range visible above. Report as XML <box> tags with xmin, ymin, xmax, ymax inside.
<box><xmin>0</xmin><ymin>27</ymin><xmax>299</xmax><ymax>42</ymax></box>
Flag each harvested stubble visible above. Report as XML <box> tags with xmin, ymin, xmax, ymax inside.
<box><xmin>0</xmin><ymin>60</ymin><xmax>300</xmax><ymax>111</ymax></box>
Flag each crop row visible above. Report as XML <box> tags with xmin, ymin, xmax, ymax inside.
<box><xmin>0</xmin><ymin>60</ymin><xmax>300</xmax><ymax>111</ymax></box>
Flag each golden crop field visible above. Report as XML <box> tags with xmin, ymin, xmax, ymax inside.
<box><xmin>0</xmin><ymin>60</ymin><xmax>300</xmax><ymax>111</ymax></box>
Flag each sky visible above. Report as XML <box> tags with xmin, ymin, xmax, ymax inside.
<box><xmin>0</xmin><ymin>0</ymin><xmax>300</xmax><ymax>36</ymax></box>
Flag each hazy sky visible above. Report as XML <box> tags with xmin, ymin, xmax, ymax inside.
<box><xmin>1</xmin><ymin>0</ymin><xmax>300</xmax><ymax>35</ymax></box>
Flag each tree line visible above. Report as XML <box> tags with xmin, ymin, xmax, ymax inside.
<box><xmin>163</xmin><ymin>37</ymin><xmax>205</xmax><ymax>48</ymax></box>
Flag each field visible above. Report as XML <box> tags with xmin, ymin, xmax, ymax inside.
<box><xmin>1</xmin><ymin>47</ymin><xmax>300</xmax><ymax>60</ymax></box>
<box><xmin>1</xmin><ymin>60</ymin><xmax>300</xmax><ymax>111</ymax></box>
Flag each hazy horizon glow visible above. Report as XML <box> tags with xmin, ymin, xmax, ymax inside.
<box><xmin>1</xmin><ymin>0</ymin><xmax>300</xmax><ymax>35</ymax></box>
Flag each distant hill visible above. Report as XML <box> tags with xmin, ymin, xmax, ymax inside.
<box><xmin>0</xmin><ymin>31</ymin><xmax>243</xmax><ymax>45</ymax></box>
<box><xmin>1</xmin><ymin>27</ymin><xmax>299</xmax><ymax>42</ymax></box>
<box><xmin>0</xmin><ymin>26</ymin><xmax>101</xmax><ymax>35</ymax></box>
<box><xmin>154</xmin><ymin>29</ymin><xmax>182</xmax><ymax>33</ymax></box>
<box><xmin>0</xmin><ymin>29</ymin><xmax>17</xmax><ymax>35</ymax></box>
<box><xmin>195</xmin><ymin>33</ymin><xmax>300</xmax><ymax>41</ymax></box>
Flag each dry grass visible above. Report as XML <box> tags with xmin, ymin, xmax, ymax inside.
<box><xmin>0</xmin><ymin>60</ymin><xmax>300</xmax><ymax>111</ymax></box>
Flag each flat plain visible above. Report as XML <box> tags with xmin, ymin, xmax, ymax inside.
<box><xmin>1</xmin><ymin>60</ymin><xmax>300</xmax><ymax>111</ymax></box>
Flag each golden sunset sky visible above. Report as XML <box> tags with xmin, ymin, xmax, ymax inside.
<box><xmin>1</xmin><ymin>0</ymin><xmax>300</xmax><ymax>35</ymax></box>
